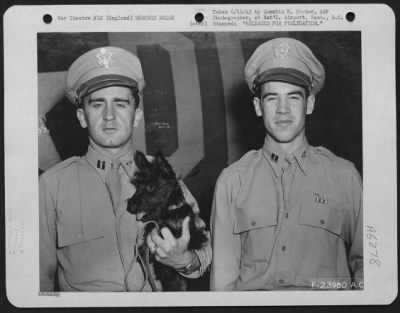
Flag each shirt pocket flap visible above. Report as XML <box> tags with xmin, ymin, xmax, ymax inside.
<box><xmin>299</xmin><ymin>195</ymin><xmax>343</xmax><ymax>236</ymax></box>
<box><xmin>57</xmin><ymin>210</ymin><xmax>104</xmax><ymax>248</ymax></box>
<box><xmin>234</xmin><ymin>205</ymin><xmax>278</xmax><ymax>234</ymax></box>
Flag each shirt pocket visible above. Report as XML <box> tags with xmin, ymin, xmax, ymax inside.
<box><xmin>57</xmin><ymin>206</ymin><xmax>104</xmax><ymax>248</ymax></box>
<box><xmin>234</xmin><ymin>205</ymin><xmax>278</xmax><ymax>263</ymax></box>
<box><xmin>298</xmin><ymin>192</ymin><xmax>344</xmax><ymax>238</ymax></box>
<box><xmin>234</xmin><ymin>205</ymin><xmax>277</xmax><ymax>233</ymax></box>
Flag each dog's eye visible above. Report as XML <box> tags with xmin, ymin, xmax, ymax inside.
<box><xmin>146</xmin><ymin>184</ymin><xmax>155</xmax><ymax>192</ymax></box>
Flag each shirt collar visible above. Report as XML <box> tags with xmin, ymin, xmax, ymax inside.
<box><xmin>262</xmin><ymin>137</ymin><xmax>309</xmax><ymax>177</ymax></box>
<box><xmin>85</xmin><ymin>145</ymin><xmax>135</xmax><ymax>181</ymax></box>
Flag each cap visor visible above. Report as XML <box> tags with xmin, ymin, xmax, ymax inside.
<box><xmin>254</xmin><ymin>68</ymin><xmax>311</xmax><ymax>91</ymax></box>
<box><xmin>78</xmin><ymin>74</ymin><xmax>138</xmax><ymax>99</ymax></box>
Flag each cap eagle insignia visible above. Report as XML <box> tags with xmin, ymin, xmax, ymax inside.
<box><xmin>96</xmin><ymin>48</ymin><xmax>113</xmax><ymax>68</ymax></box>
<box><xmin>274</xmin><ymin>41</ymin><xmax>290</xmax><ymax>59</ymax></box>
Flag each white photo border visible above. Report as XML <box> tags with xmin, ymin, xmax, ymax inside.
<box><xmin>4</xmin><ymin>4</ymin><xmax>397</xmax><ymax>307</ymax></box>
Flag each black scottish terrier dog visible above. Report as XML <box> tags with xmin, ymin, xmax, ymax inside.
<box><xmin>127</xmin><ymin>150</ymin><xmax>208</xmax><ymax>291</ymax></box>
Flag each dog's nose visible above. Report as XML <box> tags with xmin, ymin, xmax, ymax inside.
<box><xmin>127</xmin><ymin>199</ymin><xmax>139</xmax><ymax>214</ymax></box>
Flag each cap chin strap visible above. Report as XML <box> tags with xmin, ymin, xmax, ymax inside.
<box><xmin>77</xmin><ymin>74</ymin><xmax>138</xmax><ymax>102</ymax></box>
<box><xmin>253</xmin><ymin>67</ymin><xmax>312</xmax><ymax>92</ymax></box>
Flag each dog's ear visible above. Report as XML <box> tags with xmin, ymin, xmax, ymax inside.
<box><xmin>155</xmin><ymin>151</ymin><xmax>174</xmax><ymax>176</ymax></box>
<box><xmin>134</xmin><ymin>150</ymin><xmax>150</xmax><ymax>169</ymax></box>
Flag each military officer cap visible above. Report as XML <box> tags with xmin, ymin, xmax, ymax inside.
<box><xmin>66</xmin><ymin>46</ymin><xmax>145</xmax><ymax>106</ymax></box>
<box><xmin>245</xmin><ymin>37</ymin><xmax>325</xmax><ymax>95</ymax></box>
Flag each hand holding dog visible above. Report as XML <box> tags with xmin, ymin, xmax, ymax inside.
<box><xmin>147</xmin><ymin>216</ymin><xmax>193</xmax><ymax>269</ymax></box>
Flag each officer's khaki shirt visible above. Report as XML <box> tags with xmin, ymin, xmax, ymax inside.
<box><xmin>40</xmin><ymin>146</ymin><xmax>211</xmax><ymax>291</ymax></box>
<box><xmin>210</xmin><ymin>139</ymin><xmax>363</xmax><ymax>290</ymax></box>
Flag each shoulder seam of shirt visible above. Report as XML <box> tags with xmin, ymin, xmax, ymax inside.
<box><xmin>41</xmin><ymin>156</ymin><xmax>82</xmax><ymax>176</ymax></box>
<box><xmin>312</xmin><ymin>146</ymin><xmax>355</xmax><ymax>168</ymax></box>
<box><xmin>223</xmin><ymin>149</ymin><xmax>261</xmax><ymax>173</ymax></box>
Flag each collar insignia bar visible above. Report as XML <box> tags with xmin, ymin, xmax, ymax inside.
<box><xmin>97</xmin><ymin>160</ymin><xmax>106</xmax><ymax>170</ymax></box>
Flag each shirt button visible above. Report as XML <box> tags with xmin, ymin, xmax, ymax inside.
<box><xmin>281</xmin><ymin>245</ymin><xmax>286</xmax><ymax>251</ymax></box>
<box><xmin>251</xmin><ymin>221</ymin><xmax>256</xmax><ymax>226</ymax></box>
<box><xmin>278</xmin><ymin>279</ymin><xmax>285</xmax><ymax>284</ymax></box>
<box><xmin>285</xmin><ymin>212</ymin><xmax>289</xmax><ymax>219</ymax></box>
<box><xmin>320</xmin><ymin>219</ymin><xmax>325</xmax><ymax>225</ymax></box>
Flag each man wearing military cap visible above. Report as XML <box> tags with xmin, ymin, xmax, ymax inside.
<box><xmin>210</xmin><ymin>37</ymin><xmax>363</xmax><ymax>290</ymax></box>
<box><xmin>40</xmin><ymin>46</ymin><xmax>211</xmax><ymax>291</ymax></box>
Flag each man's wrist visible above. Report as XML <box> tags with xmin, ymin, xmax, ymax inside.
<box><xmin>175</xmin><ymin>250</ymin><xmax>200</xmax><ymax>275</ymax></box>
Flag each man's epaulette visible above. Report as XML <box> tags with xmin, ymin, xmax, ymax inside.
<box><xmin>43</xmin><ymin>156</ymin><xmax>81</xmax><ymax>174</ymax></box>
<box><xmin>313</xmin><ymin>146</ymin><xmax>354</xmax><ymax>169</ymax></box>
<box><xmin>313</xmin><ymin>146</ymin><xmax>336</xmax><ymax>161</ymax></box>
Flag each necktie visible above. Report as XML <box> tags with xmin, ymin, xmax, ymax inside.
<box><xmin>282</xmin><ymin>155</ymin><xmax>296</xmax><ymax>210</ymax></box>
<box><xmin>105</xmin><ymin>161</ymin><xmax>122</xmax><ymax>213</ymax></box>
